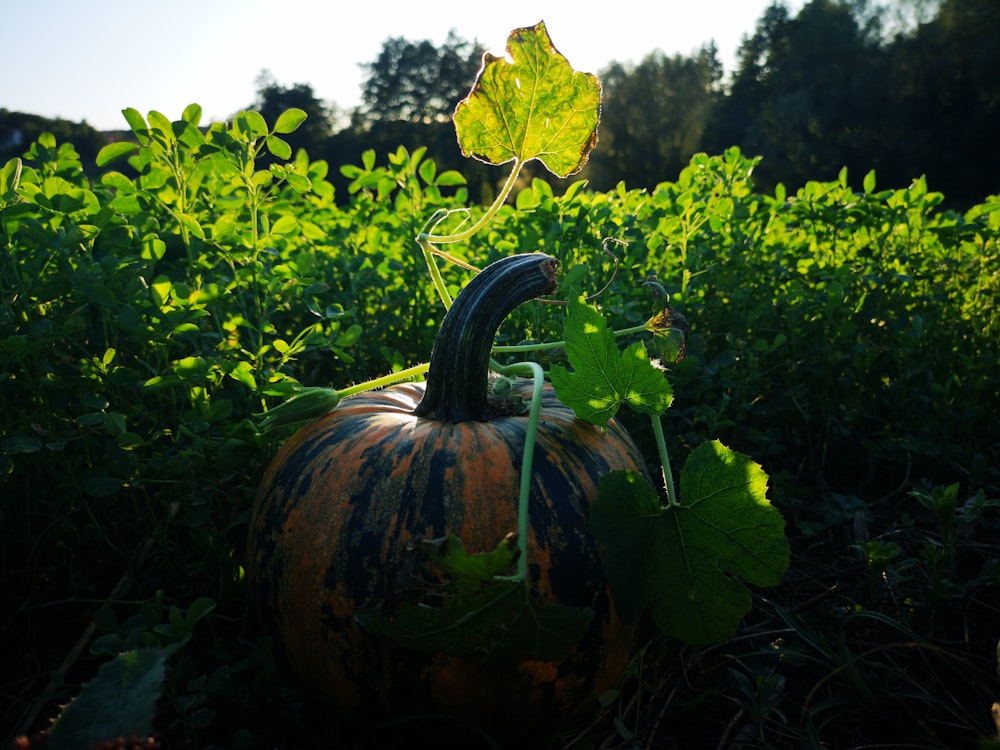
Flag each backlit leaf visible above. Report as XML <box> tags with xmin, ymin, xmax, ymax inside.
<box><xmin>1</xmin><ymin>157</ymin><xmax>22</xmax><ymax>194</ymax></box>
<box><xmin>235</xmin><ymin>110</ymin><xmax>268</xmax><ymax>140</ymax></box>
<box><xmin>96</xmin><ymin>142</ymin><xmax>138</xmax><ymax>168</ymax></box>
<box><xmin>274</xmin><ymin>108</ymin><xmax>307</xmax><ymax>134</ymax></box>
<box><xmin>590</xmin><ymin>442</ymin><xmax>789</xmax><ymax>644</ymax></box>
<box><xmin>266</xmin><ymin>135</ymin><xmax>291</xmax><ymax>160</ymax></box>
<box><xmin>182</xmin><ymin>103</ymin><xmax>202</xmax><ymax>125</ymax></box>
<box><xmin>453</xmin><ymin>21</ymin><xmax>601</xmax><ymax>177</ymax></box>
<box><xmin>121</xmin><ymin>107</ymin><xmax>149</xmax><ymax>142</ymax></box>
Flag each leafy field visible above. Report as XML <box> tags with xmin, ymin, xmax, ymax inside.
<box><xmin>2</xmin><ymin>88</ymin><xmax>999</xmax><ymax>748</ymax></box>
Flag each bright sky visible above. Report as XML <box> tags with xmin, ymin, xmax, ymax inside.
<box><xmin>3</xmin><ymin>0</ymin><xmax>802</xmax><ymax>132</ymax></box>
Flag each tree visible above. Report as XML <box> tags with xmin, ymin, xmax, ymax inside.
<box><xmin>323</xmin><ymin>31</ymin><xmax>496</xmax><ymax>204</ymax></box>
<box><xmin>358</xmin><ymin>30</ymin><xmax>486</xmax><ymax>125</ymax></box>
<box><xmin>707</xmin><ymin>0</ymin><xmax>892</xmax><ymax>191</ymax></box>
<box><xmin>252</xmin><ymin>71</ymin><xmax>334</xmax><ymax>159</ymax></box>
<box><xmin>707</xmin><ymin>2</ymin><xmax>792</xmax><ymax>157</ymax></box>
<box><xmin>884</xmin><ymin>0</ymin><xmax>1000</xmax><ymax>204</ymax></box>
<box><xmin>587</xmin><ymin>45</ymin><xmax>723</xmax><ymax>191</ymax></box>
<box><xmin>0</xmin><ymin>109</ymin><xmax>106</xmax><ymax>176</ymax></box>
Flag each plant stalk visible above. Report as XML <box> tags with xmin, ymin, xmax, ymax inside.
<box><xmin>651</xmin><ymin>414</ymin><xmax>679</xmax><ymax>507</ymax></box>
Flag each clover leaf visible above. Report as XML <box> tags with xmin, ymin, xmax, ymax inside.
<box><xmin>453</xmin><ymin>20</ymin><xmax>601</xmax><ymax>177</ymax></box>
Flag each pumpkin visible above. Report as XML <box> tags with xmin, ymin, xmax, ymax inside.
<box><xmin>246</xmin><ymin>253</ymin><xmax>649</xmax><ymax>740</ymax></box>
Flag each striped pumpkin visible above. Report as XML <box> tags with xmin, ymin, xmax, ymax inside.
<box><xmin>246</xmin><ymin>253</ymin><xmax>648</xmax><ymax>739</ymax></box>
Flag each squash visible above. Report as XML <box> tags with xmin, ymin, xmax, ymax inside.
<box><xmin>246</xmin><ymin>253</ymin><xmax>649</xmax><ymax>740</ymax></box>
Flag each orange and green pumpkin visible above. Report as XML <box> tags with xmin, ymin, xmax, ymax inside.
<box><xmin>246</xmin><ymin>253</ymin><xmax>648</xmax><ymax>739</ymax></box>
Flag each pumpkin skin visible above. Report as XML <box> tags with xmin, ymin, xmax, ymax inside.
<box><xmin>246</xmin><ymin>254</ymin><xmax>649</xmax><ymax>738</ymax></box>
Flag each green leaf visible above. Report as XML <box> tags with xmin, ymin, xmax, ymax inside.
<box><xmin>84</xmin><ymin>477</ymin><xmax>124</xmax><ymax>498</ymax></box>
<box><xmin>1</xmin><ymin>435</ymin><xmax>43</xmax><ymax>454</ymax></box>
<box><xmin>356</xmin><ymin>535</ymin><xmax>593</xmax><ymax>663</ymax></box>
<box><xmin>235</xmin><ymin>110</ymin><xmax>268</xmax><ymax>140</ymax></box>
<box><xmin>453</xmin><ymin>21</ymin><xmax>601</xmax><ymax>177</ymax></box>
<box><xmin>266</xmin><ymin>135</ymin><xmax>291</xmax><ymax>160</ymax></box>
<box><xmin>590</xmin><ymin>442</ymin><xmax>790</xmax><ymax>645</ymax></box>
<box><xmin>182</xmin><ymin>102</ymin><xmax>203</xmax><ymax>126</ymax></box>
<box><xmin>146</xmin><ymin>110</ymin><xmax>175</xmax><ymax>143</ymax></box>
<box><xmin>435</xmin><ymin>169</ymin><xmax>467</xmax><ymax>186</ymax></box>
<box><xmin>550</xmin><ymin>298</ymin><xmax>673</xmax><ymax>425</ymax></box>
<box><xmin>175</xmin><ymin>211</ymin><xmax>206</xmax><ymax>240</ymax></box>
<box><xmin>284</xmin><ymin>173</ymin><xmax>311</xmax><ymax>193</ymax></box>
<box><xmin>228</xmin><ymin>361</ymin><xmax>257</xmax><ymax>390</ymax></box>
<box><xmin>270</xmin><ymin>214</ymin><xmax>297</xmax><ymax>236</ymax></box>
<box><xmin>274</xmin><ymin>107</ymin><xmax>307</xmax><ymax>134</ymax></box>
<box><xmin>141</xmin><ymin>236</ymin><xmax>166</xmax><ymax>261</ymax></box>
<box><xmin>121</xmin><ymin>107</ymin><xmax>149</xmax><ymax>142</ymax></box>
<box><xmin>184</xmin><ymin>597</ymin><xmax>216</xmax><ymax>630</ymax></box>
<box><xmin>2</xmin><ymin>157</ymin><xmax>23</xmax><ymax>194</ymax></box>
<box><xmin>587</xmin><ymin>470</ymin><xmax>663</xmax><ymax>623</ymax></box>
<box><xmin>48</xmin><ymin>649</ymin><xmax>166</xmax><ymax>750</ymax></box>
<box><xmin>863</xmin><ymin>169</ymin><xmax>876</xmax><ymax>194</ymax></box>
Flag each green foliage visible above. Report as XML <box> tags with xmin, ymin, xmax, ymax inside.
<box><xmin>0</xmin><ymin>104</ymin><xmax>472</xmax><ymax>749</ymax></box>
<box><xmin>549</xmin><ymin>297</ymin><xmax>673</xmax><ymax>423</ymax></box>
<box><xmin>48</xmin><ymin>649</ymin><xmax>166</xmax><ymax>750</ymax></box>
<box><xmin>2</xmin><ymin>29</ymin><xmax>999</xmax><ymax>746</ymax></box>
<box><xmin>590</xmin><ymin>442</ymin><xmax>788</xmax><ymax>644</ymax></box>
<box><xmin>355</xmin><ymin>535</ymin><xmax>593</xmax><ymax>663</ymax></box>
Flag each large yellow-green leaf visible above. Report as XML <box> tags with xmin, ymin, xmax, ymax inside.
<box><xmin>453</xmin><ymin>21</ymin><xmax>601</xmax><ymax>177</ymax></box>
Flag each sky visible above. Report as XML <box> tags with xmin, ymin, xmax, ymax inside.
<box><xmin>2</xmin><ymin>0</ymin><xmax>803</xmax><ymax>132</ymax></box>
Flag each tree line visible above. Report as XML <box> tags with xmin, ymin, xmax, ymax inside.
<box><xmin>2</xmin><ymin>0</ymin><xmax>996</xmax><ymax>208</ymax></box>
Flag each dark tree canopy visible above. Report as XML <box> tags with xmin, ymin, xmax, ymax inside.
<box><xmin>705</xmin><ymin>0</ymin><xmax>891</xmax><ymax>190</ymax></box>
<box><xmin>0</xmin><ymin>109</ymin><xmax>106</xmax><ymax>175</ymax></box>
<box><xmin>358</xmin><ymin>30</ymin><xmax>486</xmax><ymax>125</ymax></box>
<box><xmin>5</xmin><ymin>1</ymin><xmax>997</xmax><ymax>208</ymax></box>
<box><xmin>587</xmin><ymin>45</ymin><xmax>722</xmax><ymax>191</ymax></box>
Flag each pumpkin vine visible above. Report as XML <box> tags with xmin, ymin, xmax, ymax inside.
<box><xmin>252</xmin><ymin>21</ymin><xmax>789</xmax><ymax>656</ymax></box>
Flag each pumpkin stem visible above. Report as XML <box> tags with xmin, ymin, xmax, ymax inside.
<box><xmin>414</xmin><ymin>253</ymin><xmax>559</xmax><ymax>423</ymax></box>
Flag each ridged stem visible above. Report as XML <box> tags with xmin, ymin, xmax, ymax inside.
<box><xmin>413</xmin><ymin>253</ymin><xmax>559</xmax><ymax>422</ymax></box>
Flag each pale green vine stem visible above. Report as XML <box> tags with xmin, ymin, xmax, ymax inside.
<box><xmin>417</xmin><ymin>159</ymin><xmax>526</xmax><ymax>309</ymax></box>
<box><xmin>256</xmin><ymin>362</ymin><xmax>429</xmax><ymax>433</ymax></box>
<box><xmin>651</xmin><ymin>414</ymin><xmax>680</xmax><ymax>507</ymax></box>
<box><xmin>420</xmin><ymin>158</ymin><xmax>524</xmax><ymax>246</ymax></box>
<box><xmin>493</xmin><ymin>321</ymin><xmax>652</xmax><ymax>354</ymax></box>
<box><xmin>416</xmin><ymin>233</ymin><xmax>456</xmax><ymax>309</ymax></box>
<box><xmin>493</xmin><ymin>359</ymin><xmax>546</xmax><ymax>583</ymax></box>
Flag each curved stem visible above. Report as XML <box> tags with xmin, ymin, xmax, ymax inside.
<box><xmin>491</xmin><ymin>322</ymin><xmax>651</xmax><ymax>354</ymax></box>
<box><xmin>417</xmin><ymin>233</ymin><xmax>454</xmax><ymax>309</ymax></box>
<box><xmin>413</xmin><ymin>253</ymin><xmax>558</xmax><ymax>423</ymax></box>
<box><xmin>493</xmin><ymin>360</ymin><xmax>545</xmax><ymax>583</ymax></box>
<box><xmin>651</xmin><ymin>414</ymin><xmax>679</xmax><ymax>507</ymax></box>
<box><xmin>416</xmin><ymin>159</ymin><xmax>526</xmax><ymax>311</ymax></box>
<box><xmin>418</xmin><ymin>158</ymin><xmax>524</xmax><ymax>246</ymax></box>
<box><xmin>255</xmin><ymin>362</ymin><xmax>429</xmax><ymax>433</ymax></box>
